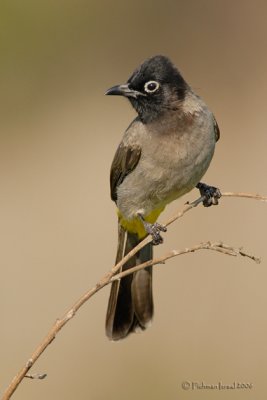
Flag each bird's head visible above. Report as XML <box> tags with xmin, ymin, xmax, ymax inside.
<box><xmin>105</xmin><ymin>55</ymin><xmax>188</xmax><ymax>123</ymax></box>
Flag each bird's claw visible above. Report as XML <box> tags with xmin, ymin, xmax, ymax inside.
<box><xmin>196</xmin><ymin>182</ymin><xmax>221</xmax><ymax>207</ymax></box>
<box><xmin>143</xmin><ymin>221</ymin><xmax>167</xmax><ymax>245</ymax></box>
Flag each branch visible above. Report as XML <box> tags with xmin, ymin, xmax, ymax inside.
<box><xmin>111</xmin><ymin>241</ymin><xmax>260</xmax><ymax>282</ymax></box>
<box><xmin>164</xmin><ymin>191</ymin><xmax>267</xmax><ymax>228</ymax></box>
<box><xmin>222</xmin><ymin>192</ymin><xmax>267</xmax><ymax>202</ymax></box>
<box><xmin>25</xmin><ymin>373</ymin><xmax>47</xmax><ymax>380</ymax></box>
<box><xmin>1</xmin><ymin>191</ymin><xmax>265</xmax><ymax>400</ymax></box>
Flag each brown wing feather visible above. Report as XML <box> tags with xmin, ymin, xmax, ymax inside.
<box><xmin>110</xmin><ymin>143</ymin><xmax>141</xmax><ymax>201</ymax></box>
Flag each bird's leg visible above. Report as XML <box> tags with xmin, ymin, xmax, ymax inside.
<box><xmin>137</xmin><ymin>213</ymin><xmax>167</xmax><ymax>245</ymax></box>
<box><xmin>196</xmin><ymin>182</ymin><xmax>221</xmax><ymax>207</ymax></box>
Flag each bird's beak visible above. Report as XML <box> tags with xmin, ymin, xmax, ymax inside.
<box><xmin>105</xmin><ymin>84</ymin><xmax>144</xmax><ymax>99</ymax></box>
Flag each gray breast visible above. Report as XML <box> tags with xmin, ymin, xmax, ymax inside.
<box><xmin>117</xmin><ymin>101</ymin><xmax>216</xmax><ymax>220</ymax></box>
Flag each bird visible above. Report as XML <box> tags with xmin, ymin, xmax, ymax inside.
<box><xmin>105</xmin><ymin>55</ymin><xmax>221</xmax><ymax>340</ymax></box>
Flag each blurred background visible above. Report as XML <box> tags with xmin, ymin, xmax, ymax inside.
<box><xmin>1</xmin><ymin>1</ymin><xmax>267</xmax><ymax>399</ymax></box>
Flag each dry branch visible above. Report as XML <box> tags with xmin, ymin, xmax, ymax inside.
<box><xmin>25</xmin><ymin>373</ymin><xmax>47</xmax><ymax>380</ymax></box>
<box><xmin>1</xmin><ymin>191</ymin><xmax>265</xmax><ymax>400</ymax></box>
<box><xmin>111</xmin><ymin>241</ymin><xmax>260</xmax><ymax>282</ymax></box>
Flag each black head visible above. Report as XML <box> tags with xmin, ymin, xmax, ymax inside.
<box><xmin>105</xmin><ymin>55</ymin><xmax>188</xmax><ymax>123</ymax></box>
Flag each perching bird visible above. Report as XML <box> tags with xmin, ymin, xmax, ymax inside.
<box><xmin>105</xmin><ymin>55</ymin><xmax>221</xmax><ymax>340</ymax></box>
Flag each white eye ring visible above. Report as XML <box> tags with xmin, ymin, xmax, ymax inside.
<box><xmin>144</xmin><ymin>80</ymin><xmax>160</xmax><ymax>93</ymax></box>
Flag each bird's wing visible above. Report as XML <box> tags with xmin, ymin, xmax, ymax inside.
<box><xmin>110</xmin><ymin>142</ymin><xmax>141</xmax><ymax>202</ymax></box>
<box><xmin>213</xmin><ymin>116</ymin><xmax>220</xmax><ymax>142</ymax></box>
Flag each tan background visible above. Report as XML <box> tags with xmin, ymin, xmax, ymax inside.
<box><xmin>1</xmin><ymin>1</ymin><xmax>267</xmax><ymax>399</ymax></box>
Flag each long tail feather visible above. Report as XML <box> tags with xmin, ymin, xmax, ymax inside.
<box><xmin>105</xmin><ymin>223</ymin><xmax>153</xmax><ymax>340</ymax></box>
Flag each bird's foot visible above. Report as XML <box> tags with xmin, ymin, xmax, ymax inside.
<box><xmin>144</xmin><ymin>221</ymin><xmax>167</xmax><ymax>245</ymax></box>
<box><xmin>138</xmin><ymin>214</ymin><xmax>167</xmax><ymax>245</ymax></box>
<box><xmin>196</xmin><ymin>182</ymin><xmax>221</xmax><ymax>207</ymax></box>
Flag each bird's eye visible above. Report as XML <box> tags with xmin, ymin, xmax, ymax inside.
<box><xmin>144</xmin><ymin>80</ymin><xmax>160</xmax><ymax>93</ymax></box>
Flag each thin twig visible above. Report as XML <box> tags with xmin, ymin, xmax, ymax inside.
<box><xmin>222</xmin><ymin>192</ymin><xmax>267</xmax><ymax>201</ymax></box>
<box><xmin>1</xmin><ymin>191</ymin><xmax>265</xmax><ymax>400</ymax></box>
<box><xmin>25</xmin><ymin>373</ymin><xmax>47</xmax><ymax>380</ymax></box>
<box><xmin>111</xmin><ymin>241</ymin><xmax>260</xmax><ymax>282</ymax></box>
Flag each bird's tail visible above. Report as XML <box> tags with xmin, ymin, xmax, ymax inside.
<box><xmin>105</xmin><ymin>223</ymin><xmax>153</xmax><ymax>340</ymax></box>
